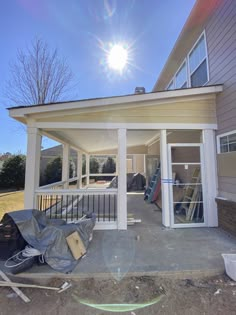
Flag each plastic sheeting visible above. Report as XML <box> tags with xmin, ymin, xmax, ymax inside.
<box><xmin>8</xmin><ymin>209</ymin><xmax>96</xmax><ymax>273</ymax></box>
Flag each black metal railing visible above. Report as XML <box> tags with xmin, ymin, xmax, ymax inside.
<box><xmin>37</xmin><ymin>193</ymin><xmax>117</xmax><ymax>222</ymax></box>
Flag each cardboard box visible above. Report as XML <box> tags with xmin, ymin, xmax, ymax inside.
<box><xmin>66</xmin><ymin>231</ymin><xmax>86</xmax><ymax>260</ymax></box>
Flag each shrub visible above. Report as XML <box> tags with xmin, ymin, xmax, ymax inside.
<box><xmin>0</xmin><ymin>155</ymin><xmax>25</xmax><ymax>190</ymax></box>
<box><xmin>44</xmin><ymin>156</ymin><xmax>73</xmax><ymax>184</ymax></box>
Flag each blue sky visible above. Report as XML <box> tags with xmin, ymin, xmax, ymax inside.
<box><xmin>0</xmin><ymin>0</ymin><xmax>195</xmax><ymax>154</ymax></box>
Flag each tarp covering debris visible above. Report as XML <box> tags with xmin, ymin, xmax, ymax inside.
<box><xmin>8</xmin><ymin>210</ymin><xmax>96</xmax><ymax>273</ymax></box>
<box><xmin>108</xmin><ymin>173</ymin><xmax>146</xmax><ymax>191</ymax></box>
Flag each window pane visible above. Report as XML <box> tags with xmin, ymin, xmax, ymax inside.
<box><xmin>220</xmin><ymin>136</ymin><xmax>228</xmax><ymax>145</ymax></box>
<box><xmin>220</xmin><ymin>144</ymin><xmax>228</xmax><ymax>153</ymax></box>
<box><xmin>229</xmin><ymin>133</ymin><xmax>236</xmax><ymax>143</ymax></box>
<box><xmin>189</xmin><ymin>35</ymin><xmax>206</xmax><ymax>73</ymax></box>
<box><xmin>190</xmin><ymin>60</ymin><xmax>208</xmax><ymax>87</ymax></box>
<box><xmin>176</xmin><ymin>62</ymin><xmax>187</xmax><ymax>88</ymax></box>
<box><xmin>229</xmin><ymin>143</ymin><xmax>236</xmax><ymax>152</ymax></box>
<box><xmin>167</xmin><ymin>81</ymin><xmax>174</xmax><ymax>90</ymax></box>
<box><xmin>181</xmin><ymin>82</ymin><xmax>187</xmax><ymax>88</ymax></box>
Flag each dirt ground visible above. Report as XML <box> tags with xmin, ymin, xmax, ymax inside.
<box><xmin>0</xmin><ymin>274</ymin><xmax>236</xmax><ymax>315</ymax></box>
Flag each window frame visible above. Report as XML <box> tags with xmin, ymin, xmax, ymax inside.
<box><xmin>217</xmin><ymin>130</ymin><xmax>236</xmax><ymax>154</ymax></box>
<box><xmin>165</xmin><ymin>30</ymin><xmax>209</xmax><ymax>90</ymax></box>
<box><xmin>187</xmin><ymin>30</ymin><xmax>209</xmax><ymax>87</ymax></box>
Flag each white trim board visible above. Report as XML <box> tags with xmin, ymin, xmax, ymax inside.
<box><xmin>36</xmin><ymin>122</ymin><xmax>218</xmax><ymax>130</ymax></box>
<box><xmin>9</xmin><ymin>85</ymin><xmax>223</xmax><ymax>118</ymax></box>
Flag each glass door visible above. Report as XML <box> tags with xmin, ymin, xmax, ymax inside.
<box><xmin>168</xmin><ymin>144</ymin><xmax>206</xmax><ymax>228</ymax></box>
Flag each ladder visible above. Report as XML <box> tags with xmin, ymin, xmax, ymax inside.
<box><xmin>144</xmin><ymin>164</ymin><xmax>161</xmax><ymax>203</ymax></box>
<box><xmin>178</xmin><ymin>167</ymin><xmax>201</xmax><ymax>221</ymax></box>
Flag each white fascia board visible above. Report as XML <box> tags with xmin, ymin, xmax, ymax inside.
<box><xmin>8</xmin><ymin>85</ymin><xmax>223</xmax><ymax>118</ymax></box>
<box><xmin>36</xmin><ymin>122</ymin><xmax>218</xmax><ymax>130</ymax></box>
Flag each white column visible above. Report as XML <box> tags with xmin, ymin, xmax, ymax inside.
<box><xmin>86</xmin><ymin>154</ymin><xmax>90</xmax><ymax>186</ymax></box>
<box><xmin>62</xmin><ymin>144</ymin><xmax>70</xmax><ymax>189</ymax></box>
<box><xmin>133</xmin><ymin>155</ymin><xmax>137</xmax><ymax>173</ymax></box>
<box><xmin>77</xmin><ymin>151</ymin><xmax>82</xmax><ymax>188</ymax></box>
<box><xmin>117</xmin><ymin>129</ymin><xmax>127</xmax><ymax>230</ymax></box>
<box><xmin>202</xmin><ymin>129</ymin><xmax>218</xmax><ymax>227</ymax></box>
<box><xmin>160</xmin><ymin>129</ymin><xmax>171</xmax><ymax>227</ymax></box>
<box><xmin>24</xmin><ymin>127</ymin><xmax>42</xmax><ymax>209</ymax></box>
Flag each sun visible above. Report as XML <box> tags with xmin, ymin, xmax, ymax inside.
<box><xmin>107</xmin><ymin>44</ymin><xmax>128</xmax><ymax>71</ymax></box>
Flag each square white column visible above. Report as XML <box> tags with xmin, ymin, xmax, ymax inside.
<box><xmin>62</xmin><ymin>144</ymin><xmax>70</xmax><ymax>189</ymax></box>
<box><xmin>202</xmin><ymin>129</ymin><xmax>218</xmax><ymax>226</ymax></box>
<box><xmin>117</xmin><ymin>128</ymin><xmax>127</xmax><ymax>230</ymax></box>
<box><xmin>86</xmin><ymin>154</ymin><xmax>90</xmax><ymax>186</ymax></box>
<box><xmin>77</xmin><ymin>151</ymin><xmax>82</xmax><ymax>189</ymax></box>
<box><xmin>24</xmin><ymin>127</ymin><xmax>42</xmax><ymax>209</ymax></box>
<box><xmin>160</xmin><ymin>129</ymin><xmax>171</xmax><ymax>227</ymax></box>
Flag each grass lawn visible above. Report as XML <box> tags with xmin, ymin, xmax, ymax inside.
<box><xmin>0</xmin><ymin>190</ymin><xmax>24</xmax><ymax>220</ymax></box>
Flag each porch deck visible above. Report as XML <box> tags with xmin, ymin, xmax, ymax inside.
<box><xmin>1</xmin><ymin>194</ymin><xmax>236</xmax><ymax>280</ymax></box>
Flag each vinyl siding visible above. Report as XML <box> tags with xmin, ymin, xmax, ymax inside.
<box><xmin>205</xmin><ymin>0</ymin><xmax>236</xmax><ymax>199</ymax></box>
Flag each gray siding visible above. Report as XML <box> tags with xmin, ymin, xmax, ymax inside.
<box><xmin>205</xmin><ymin>0</ymin><xmax>236</xmax><ymax>200</ymax></box>
<box><xmin>206</xmin><ymin>0</ymin><xmax>236</xmax><ymax>134</ymax></box>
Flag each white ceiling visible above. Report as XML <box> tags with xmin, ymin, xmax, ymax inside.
<box><xmin>46</xmin><ymin>129</ymin><xmax>160</xmax><ymax>153</ymax></box>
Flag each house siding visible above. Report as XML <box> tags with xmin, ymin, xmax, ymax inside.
<box><xmin>153</xmin><ymin>0</ymin><xmax>236</xmax><ymax>203</ymax></box>
<box><xmin>205</xmin><ymin>0</ymin><xmax>236</xmax><ymax>201</ymax></box>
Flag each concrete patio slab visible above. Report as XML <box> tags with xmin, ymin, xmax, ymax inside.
<box><xmin>1</xmin><ymin>194</ymin><xmax>236</xmax><ymax>280</ymax></box>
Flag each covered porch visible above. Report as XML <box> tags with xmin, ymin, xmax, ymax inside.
<box><xmin>9</xmin><ymin>85</ymin><xmax>223</xmax><ymax>230</ymax></box>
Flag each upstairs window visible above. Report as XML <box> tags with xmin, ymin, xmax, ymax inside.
<box><xmin>189</xmin><ymin>35</ymin><xmax>208</xmax><ymax>87</ymax></box>
<box><xmin>176</xmin><ymin>62</ymin><xmax>187</xmax><ymax>88</ymax></box>
<box><xmin>165</xmin><ymin>31</ymin><xmax>209</xmax><ymax>90</ymax></box>
<box><xmin>218</xmin><ymin>131</ymin><xmax>236</xmax><ymax>153</ymax></box>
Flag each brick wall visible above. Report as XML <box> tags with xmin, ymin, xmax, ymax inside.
<box><xmin>216</xmin><ymin>198</ymin><xmax>236</xmax><ymax>237</ymax></box>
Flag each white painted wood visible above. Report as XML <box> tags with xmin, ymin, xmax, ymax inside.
<box><xmin>160</xmin><ymin>130</ymin><xmax>171</xmax><ymax>227</ymax></box>
<box><xmin>202</xmin><ymin>129</ymin><xmax>218</xmax><ymax>227</ymax></box>
<box><xmin>9</xmin><ymin>85</ymin><xmax>223</xmax><ymax>117</ymax></box>
<box><xmin>77</xmin><ymin>151</ymin><xmax>82</xmax><ymax>188</ymax></box>
<box><xmin>24</xmin><ymin>127</ymin><xmax>42</xmax><ymax>209</ymax></box>
<box><xmin>35</xmin><ymin>122</ymin><xmax>218</xmax><ymax>130</ymax></box>
<box><xmin>94</xmin><ymin>222</ymin><xmax>118</xmax><ymax>230</ymax></box>
<box><xmin>35</xmin><ymin>188</ymin><xmax>118</xmax><ymax>195</ymax></box>
<box><xmin>86</xmin><ymin>154</ymin><xmax>90</xmax><ymax>186</ymax></box>
<box><xmin>117</xmin><ymin>128</ymin><xmax>127</xmax><ymax>230</ymax></box>
<box><xmin>62</xmin><ymin>144</ymin><xmax>70</xmax><ymax>189</ymax></box>
<box><xmin>168</xmin><ymin>143</ymin><xmax>207</xmax><ymax>228</ymax></box>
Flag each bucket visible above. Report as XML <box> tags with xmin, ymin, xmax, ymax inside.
<box><xmin>222</xmin><ymin>254</ymin><xmax>236</xmax><ymax>281</ymax></box>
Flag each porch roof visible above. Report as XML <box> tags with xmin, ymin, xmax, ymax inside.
<box><xmin>8</xmin><ymin>85</ymin><xmax>222</xmax><ymax>153</ymax></box>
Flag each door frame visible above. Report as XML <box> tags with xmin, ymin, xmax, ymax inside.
<box><xmin>167</xmin><ymin>143</ymin><xmax>207</xmax><ymax>228</ymax></box>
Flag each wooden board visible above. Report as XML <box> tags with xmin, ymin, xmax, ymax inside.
<box><xmin>66</xmin><ymin>231</ymin><xmax>86</xmax><ymax>260</ymax></box>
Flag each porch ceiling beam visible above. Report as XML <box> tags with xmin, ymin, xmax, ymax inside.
<box><xmin>8</xmin><ymin>85</ymin><xmax>223</xmax><ymax>117</ymax></box>
<box><xmin>36</xmin><ymin>122</ymin><xmax>218</xmax><ymax>130</ymax></box>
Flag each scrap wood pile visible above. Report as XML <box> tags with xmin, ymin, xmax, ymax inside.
<box><xmin>0</xmin><ymin>209</ymin><xmax>96</xmax><ymax>275</ymax></box>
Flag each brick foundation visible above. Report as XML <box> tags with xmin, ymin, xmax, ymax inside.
<box><xmin>216</xmin><ymin>198</ymin><xmax>236</xmax><ymax>237</ymax></box>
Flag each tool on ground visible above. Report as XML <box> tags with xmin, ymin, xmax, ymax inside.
<box><xmin>0</xmin><ymin>280</ymin><xmax>72</xmax><ymax>293</ymax></box>
<box><xmin>0</xmin><ymin>269</ymin><xmax>30</xmax><ymax>303</ymax></box>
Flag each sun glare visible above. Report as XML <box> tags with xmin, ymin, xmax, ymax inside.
<box><xmin>107</xmin><ymin>44</ymin><xmax>128</xmax><ymax>71</ymax></box>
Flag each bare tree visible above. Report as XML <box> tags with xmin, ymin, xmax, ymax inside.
<box><xmin>6</xmin><ymin>39</ymin><xmax>74</xmax><ymax>105</ymax></box>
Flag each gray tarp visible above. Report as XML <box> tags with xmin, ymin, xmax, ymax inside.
<box><xmin>8</xmin><ymin>209</ymin><xmax>96</xmax><ymax>273</ymax></box>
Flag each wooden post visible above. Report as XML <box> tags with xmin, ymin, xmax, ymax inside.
<box><xmin>77</xmin><ymin>151</ymin><xmax>82</xmax><ymax>188</ymax></box>
<box><xmin>62</xmin><ymin>144</ymin><xmax>70</xmax><ymax>189</ymax></box>
<box><xmin>24</xmin><ymin>127</ymin><xmax>42</xmax><ymax>209</ymax></box>
<box><xmin>160</xmin><ymin>129</ymin><xmax>171</xmax><ymax>227</ymax></box>
<box><xmin>117</xmin><ymin>129</ymin><xmax>127</xmax><ymax>230</ymax></box>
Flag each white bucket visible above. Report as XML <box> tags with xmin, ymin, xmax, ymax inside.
<box><xmin>222</xmin><ymin>253</ymin><xmax>236</xmax><ymax>281</ymax></box>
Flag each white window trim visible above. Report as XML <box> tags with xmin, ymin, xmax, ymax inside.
<box><xmin>165</xmin><ymin>30</ymin><xmax>209</xmax><ymax>90</ymax></box>
<box><xmin>187</xmin><ymin>30</ymin><xmax>209</xmax><ymax>86</ymax></box>
<box><xmin>217</xmin><ymin>130</ymin><xmax>236</xmax><ymax>154</ymax></box>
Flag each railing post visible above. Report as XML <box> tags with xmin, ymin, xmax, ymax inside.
<box><xmin>117</xmin><ymin>129</ymin><xmax>127</xmax><ymax>230</ymax></box>
<box><xmin>24</xmin><ymin>126</ymin><xmax>42</xmax><ymax>209</ymax></box>
<box><xmin>62</xmin><ymin>144</ymin><xmax>70</xmax><ymax>189</ymax></box>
